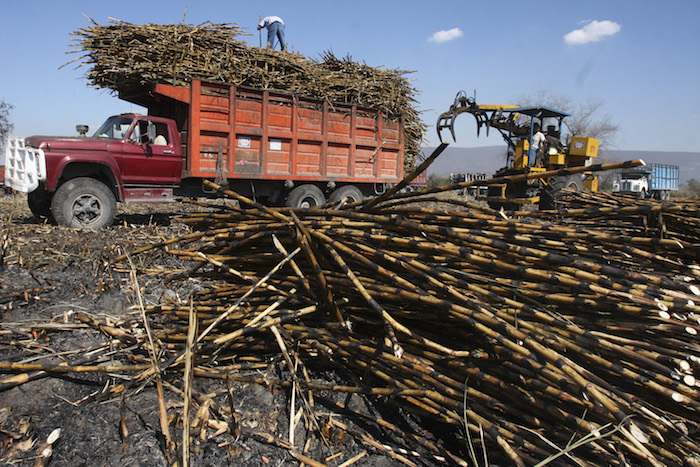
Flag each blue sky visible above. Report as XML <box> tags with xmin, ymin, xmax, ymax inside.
<box><xmin>1</xmin><ymin>0</ymin><xmax>699</xmax><ymax>153</ymax></box>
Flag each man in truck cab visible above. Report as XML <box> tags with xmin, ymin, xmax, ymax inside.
<box><xmin>154</xmin><ymin>132</ymin><xmax>168</xmax><ymax>145</ymax></box>
<box><xmin>152</xmin><ymin>122</ymin><xmax>169</xmax><ymax>145</ymax></box>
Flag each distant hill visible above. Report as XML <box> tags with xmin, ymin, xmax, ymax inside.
<box><xmin>422</xmin><ymin>146</ymin><xmax>700</xmax><ymax>184</ymax></box>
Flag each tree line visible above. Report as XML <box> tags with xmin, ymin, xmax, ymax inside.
<box><xmin>0</xmin><ymin>100</ymin><xmax>12</xmax><ymax>145</ymax></box>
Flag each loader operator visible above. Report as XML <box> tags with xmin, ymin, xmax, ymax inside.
<box><xmin>545</xmin><ymin>125</ymin><xmax>564</xmax><ymax>155</ymax></box>
<box><xmin>530</xmin><ymin>123</ymin><xmax>546</xmax><ymax>167</ymax></box>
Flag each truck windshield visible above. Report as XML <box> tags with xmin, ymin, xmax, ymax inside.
<box><xmin>93</xmin><ymin>116</ymin><xmax>134</xmax><ymax>139</ymax></box>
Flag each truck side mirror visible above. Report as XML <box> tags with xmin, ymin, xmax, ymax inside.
<box><xmin>147</xmin><ymin>121</ymin><xmax>157</xmax><ymax>144</ymax></box>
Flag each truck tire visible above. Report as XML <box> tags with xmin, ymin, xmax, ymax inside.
<box><xmin>286</xmin><ymin>184</ymin><xmax>325</xmax><ymax>209</ymax></box>
<box><xmin>539</xmin><ymin>175</ymin><xmax>583</xmax><ymax>211</ymax></box>
<box><xmin>328</xmin><ymin>185</ymin><xmax>364</xmax><ymax>205</ymax></box>
<box><xmin>654</xmin><ymin>190</ymin><xmax>669</xmax><ymax>201</ymax></box>
<box><xmin>28</xmin><ymin>185</ymin><xmax>54</xmax><ymax>221</ymax></box>
<box><xmin>51</xmin><ymin>177</ymin><xmax>116</xmax><ymax>229</ymax></box>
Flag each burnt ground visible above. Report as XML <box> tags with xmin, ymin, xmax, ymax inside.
<box><xmin>0</xmin><ymin>194</ymin><xmax>451</xmax><ymax>467</ymax></box>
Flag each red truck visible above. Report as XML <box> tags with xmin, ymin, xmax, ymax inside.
<box><xmin>5</xmin><ymin>77</ymin><xmax>405</xmax><ymax>228</ymax></box>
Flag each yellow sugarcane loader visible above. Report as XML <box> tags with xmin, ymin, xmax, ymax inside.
<box><xmin>437</xmin><ymin>90</ymin><xmax>599</xmax><ymax>210</ymax></box>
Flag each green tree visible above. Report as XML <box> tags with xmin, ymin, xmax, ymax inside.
<box><xmin>0</xmin><ymin>100</ymin><xmax>13</xmax><ymax>143</ymax></box>
<box><xmin>687</xmin><ymin>178</ymin><xmax>700</xmax><ymax>196</ymax></box>
<box><xmin>595</xmin><ymin>156</ymin><xmax>620</xmax><ymax>192</ymax></box>
<box><xmin>427</xmin><ymin>173</ymin><xmax>450</xmax><ymax>189</ymax></box>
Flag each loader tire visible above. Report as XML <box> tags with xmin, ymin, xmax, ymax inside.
<box><xmin>539</xmin><ymin>175</ymin><xmax>583</xmax><ymax>211</ymax></box>
<box><xmin>28</xmin><ymin>185</ymin><xmax>54</xmax><ymax>221</ymax></box>
<box><xmin>51</xmin><ymin>177</ymin><xmax>116</xmax><ymax>229</ymax></box>
<box><xmin>286</xmin><ymin>184</ymin><xmax>325</xmax><ymax>209</ymax></box>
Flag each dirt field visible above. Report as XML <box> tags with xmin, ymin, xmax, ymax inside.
<box><xmin>0</xmin><ymin>195</ymin><xmax>427</xmax><ymax>467</ymax></box>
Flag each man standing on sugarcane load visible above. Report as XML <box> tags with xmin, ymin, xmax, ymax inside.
<box><xmin>257</xmin><ymin>16</ymin><xmax>287</xmax><ymax>51</ymax></box>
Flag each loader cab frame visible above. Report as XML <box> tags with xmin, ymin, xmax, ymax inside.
<box><xmin>498</xmin><ymin>107</ymin><xmax>570</xmax><ymax>170</ymax></box>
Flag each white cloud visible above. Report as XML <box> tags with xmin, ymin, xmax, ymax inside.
<box><xmin>427</xmin><ymin>28</ymin><xmax>463</xmax><ymax>43</ymax></box>
<box><xmin>564</xmin><ymin>20</ymin><xmax>621</xmax><ymax>46</ymax></box>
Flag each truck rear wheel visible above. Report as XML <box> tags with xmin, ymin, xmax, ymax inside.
<box><xmin>51</xmin><ymin>177</ymin><xmax>116</xmax><ymax>229</ymax></box>
<box><xmin>328</xmin><ymin>185</ymin><xmax>364</xmax><ymax>205</ymax></box>
<box><xmin>28</xmin><ymin>185</ymin><xmax>54</xmax><ymax>221</ymax></box>
<box><xmin>286</xmin><ymin>184</ymin><xmax>325</xmax><ymax>209</ymax></box>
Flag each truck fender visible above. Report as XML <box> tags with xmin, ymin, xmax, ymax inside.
<box><xmin>46</xmin><ymin>156</ymin><xmax>124</xmax><ymax>201</ymax></box>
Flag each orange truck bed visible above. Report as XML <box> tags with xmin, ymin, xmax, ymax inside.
<box><xmin>127</xmin><ymin>78</ymin><xmax>405</xmax><ymax>185</ymax></box>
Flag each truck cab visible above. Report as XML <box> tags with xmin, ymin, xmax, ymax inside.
<box><xmin>5</xmin><ymin>114</ymin><xmax>183</xmax><ymax>228</ymax></box>
<box><xmin>612</xmin><ymin>169</ymin><xmax>650</xmax><ymax>198</ymax></box>
<box><xmin>90</xmin><ymin>115</ymin><xmax>183</xmax><ymax>193</ymax></box>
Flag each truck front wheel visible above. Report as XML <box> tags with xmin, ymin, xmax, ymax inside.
<box><xmin>28</xmin><ymin>185</ymin><xmax>54</xmax><ymax>221</ymax></box>
<box><xmin>51</xmin><ymin>177</ymin><xmax>116</xmax><ymax>229</ymax></box>
<box><xmin>286</xmin><ymin>184</ymin><xmax>325</xmax><ymax>209</ymax></box>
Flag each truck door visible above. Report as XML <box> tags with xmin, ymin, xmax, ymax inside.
<box><xmin>119</xmin><ymin>119</ymin><xmax>182</xmax><ymax>186</ymax></box>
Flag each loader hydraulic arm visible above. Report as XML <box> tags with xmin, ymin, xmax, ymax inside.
<box><xmin>436</xmin><ymin>90</ymin><xmax>524</xmax><ymax>143</ymax></box>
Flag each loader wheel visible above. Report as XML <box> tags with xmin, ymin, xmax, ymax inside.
<box><xmin>27</xmin><ymin>185</ymin><xmax>54</xmax><ymax>221</ymax></box>
<box><xmin>51</xmin><ymin>177</ymin><xmax>116</xmax><ymax>229</ymax></box>
<box><xmin>539</xmin><ymin>175</ymin><xmax>583</xmax><ymax>211</ymax></box>
<box><xmin>329</xmin><ymin>185</ymin><xmax>364</xmax><ymax>205</ymax></box>
<box><xmin>286</xmin><ymin>184</ymin><xmax>325</xmax><ymax>209</ymax></box>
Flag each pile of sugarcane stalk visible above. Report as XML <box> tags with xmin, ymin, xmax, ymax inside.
<box><xmin>519</xmin><ymin>188</ymin><xmax>700</xmax><ymax>244</ymax></box>
<box><xmin>65</xmin><ymin>18</ymin><xmax>425</xmax><ymax>167</ymax></box>
<box><xmin>2</xmin><ymin>178</ymin><xmax>699</xmax><ymax>464</ymax></box>
<box><xmin>95</xmin><ymin>179</ymin><xmax>697</xmax><ymax>466</ymax></box>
